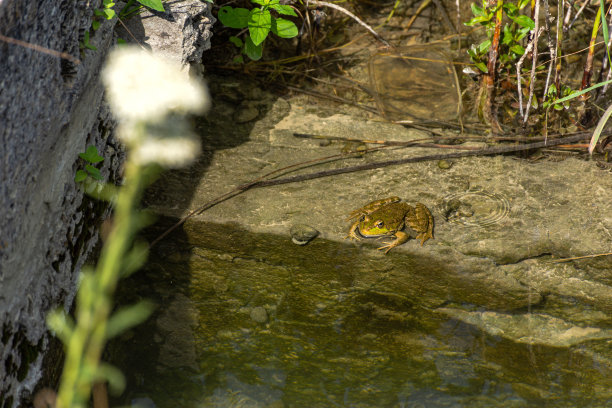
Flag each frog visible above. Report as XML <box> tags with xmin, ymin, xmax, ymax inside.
<box><xmin>346</xmin><ymin>196</ymin><xmax>434</xmax><ymax>254</ymax></box>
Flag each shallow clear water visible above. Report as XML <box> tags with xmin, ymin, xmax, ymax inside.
<box><xmin>108</xmin><ymin>220</ymin><xmax>612</xmax><ymax>408</ymax></box>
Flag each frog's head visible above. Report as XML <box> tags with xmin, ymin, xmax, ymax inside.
<box><xmin>358</xmin><ymin>216</ymin><xmax>393</xmax><ymax>237</ymax></box>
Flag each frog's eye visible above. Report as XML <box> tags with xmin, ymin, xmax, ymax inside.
<box><xmin>375</xmin><ymin>220</ymin><xmax>384</xmax><ymax>228</ymax></box>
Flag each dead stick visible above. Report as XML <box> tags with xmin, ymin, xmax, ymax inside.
<box><xmin>151</xmin><ymin>132</ymin><xmax>600</xmax><ymax>247</ymax></box>
<box><xmin>247</xmin><ymin>133</ymin><xmax>590</xmax><ymax>188</ymax></box>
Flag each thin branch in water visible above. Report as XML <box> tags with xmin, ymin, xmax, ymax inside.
<box><xmin>431</xmin><ymin>0</ymin><xmax>457</xmax><ymax>33</ymax></box>
<box><xmin>555</xmin><ymin>0</ymin><xmax>565</xmax><ymax>91</ymax></box>
<box><xmin>483</xmin><ymin>0</ymin><xmax>503</xmax><ymax>133</ymax></box>
<box><xmin>517</xmin><ymin>29</ymin><xmax>539</xmax><ymax>119</ymax></box>
<box><xmin>523</xmin><ymin>1</ymin><xmax>541</xmax><ymax>125</ymax></box>
<box><xmin>151</xmin><ymin>131</ymin><xmax>600</xmax><ymax>247</ymax></box>
<box><xmin>455</xmin><ymin>0</ymin><xmax>461</xmax><ymax>47</ymax></box>
<box><xmin>568</xmin><ymin>0</ymin><xmax>590</xmax><ymax>31</ymax></box>
<box><xmin>553</xmin><ymin>252</ymin><xmax>612</xmax><ymax>263</ymax></box>
<box><xmin>307</xmin><ymin>1</ymin><xmax>390</xmax><ymax>47</ymax></box>
<box><xmin>580</xmin><ymin>3</ymin><xmax>601</xmax><ymax>95</ymax></box>
<box><xmin>542</xmin><ymin>0</ymin><xmax>555</xmax><ymax>102</ymax></box>
<box><xmin>406</xmin><ymin>0</ymin><xmax>431</xmax><ymax>31</ymax></box>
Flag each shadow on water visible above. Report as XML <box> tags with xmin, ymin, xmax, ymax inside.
<box><xmin>109</xmin><ymin>218</ymin><xmax>612</xmax><ymax>408</ymax></box>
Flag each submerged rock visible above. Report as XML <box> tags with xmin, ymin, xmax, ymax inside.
<box><xmin>438</xmin><ymin>307</ymin><xmax>612</xmax><ymax>347</ymax></box>
<box><xmin>250</xmin><ymin>306</ymin><xmax>268</xmax><ymax>323</ymax></box>
<box><xmin>290</xmin><ymin>224</ymin><xmax>319</xmax><ymax>246</ymax></box>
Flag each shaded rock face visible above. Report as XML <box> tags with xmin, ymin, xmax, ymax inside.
<box><xmin>0</xmin><ymin>0</ymin><xmax>213</xmax><ymax>406</ymax></box>
<box><xmin>0</xmin><ymin>2</ymin><xmax>120</xmax><ymax>406</ymax></box>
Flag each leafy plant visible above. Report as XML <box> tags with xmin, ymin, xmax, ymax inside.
<box><xmin>80</xmin><ymin>31</ymin><xmax>97</xmax><ymax>51</ymax></box>
<box><xmin>542</xmin><ymin>84</ymin><xmax>575</xmax><ymax>111</ymax></box>
<box><xmin>218</xmin><ymin>0</ymin><xmax>298</xmax><ymax>61</ymax></box>
<box><xmin>93</xmin><ymin>0</ymin><xmax>117</xmax><ymax>30</ymax></box>
<box><xmin>75</xmin><ymin>145</ymin><xmax>104</xmax><ymax>182</ymax></box>
<box><xmin>49</xmin><ymin>47</ymin><xmax>209</xmax><ymax>408</ymax></box>
<box><xmin>465</xmin><ymin>0</ymin><xmax>533</xmax><ymax>73</ymax></box>
<box><xmin>119</xmin><ymin>0</ymin><xmax>165</xmax><ymax>19</ymax></box>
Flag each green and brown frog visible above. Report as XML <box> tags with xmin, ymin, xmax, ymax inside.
<box><xmin>346</xmin><ymin>196</ymin><xmax>434</xmax><ymax>254</ymax></box>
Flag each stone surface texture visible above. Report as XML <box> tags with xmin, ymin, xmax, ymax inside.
<box><xmin>0</xmin><ymin>0</ymin><xmax>213</xmax><ymax>406</ymax></box>
<box><xmin>145</xmin><ymin>73</ymin><xmax>612</xmax><ymax>381</ymax></box>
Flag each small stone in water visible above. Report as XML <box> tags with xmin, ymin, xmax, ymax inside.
<box><xmin>250</xmin><ymin>306</ymin><xmax>268</xmax><ymax>323</ymax></box>
<box><xmin>234</xmin><ymin>104</ymin><xmax>259</xmax><ymax>123</ymax></box>
<box><xmin>438</xmin><ymin>159</ymin><xmax>452</xmax><ymax>169</ymax></box>
<box><xmin>290</xmin><ymin>224</ymin><xmax>319</xmax><ymax>245</ymax></box>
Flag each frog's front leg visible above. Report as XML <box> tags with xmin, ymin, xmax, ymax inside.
<box><xmin>377</xmin><ymin>231</ymin><xmax>409</xmax><ymax>254</ymax></box>
<box><xmin>345</xmin><ymin>220</ymin><xmax>363</xmax><ymax>241</ymax></box>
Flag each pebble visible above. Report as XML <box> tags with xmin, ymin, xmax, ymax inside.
<box><xmin>250</xmin><ymin>306</ymin><xmax>268</xmax><ymax>323</ymax></box>
<box><xmin>234</xmin><ymin>104</ymin><xmax>259</xmax><ymax>123</ymax></box>
<box><xmin>290</xmin><ymin>224</ymin><xmax>319</xmax><ymax>245</ymax></box>
<box><xmin>438</xmin><ymin>159</ymin><xmax>452</xmax><ymax>169</ymax></box>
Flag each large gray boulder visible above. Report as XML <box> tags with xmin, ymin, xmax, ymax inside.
<box><xmin>0</xmin><ymin>0</ymin><xmax>213</xmax><ymax>405</ymax></box>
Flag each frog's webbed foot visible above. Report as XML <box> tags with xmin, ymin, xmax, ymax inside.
<box><xmin>377</xmin><ymin>231</ymin><xmax>409</xmax><ymax>254</ymax></box>
<box><xmin>416</xmin><ymin>232</ymin><xmax>431</xmax><ymax>246</ymax></box>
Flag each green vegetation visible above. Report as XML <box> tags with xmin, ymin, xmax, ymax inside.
<box><xmin>465</xmin><ymin>0</ymin><xmax>533</xmax><ymax>73</ymax></box>
<box><xmin>48</xmin><ymin>47</ymin><xmax>209</xmax><ymax>408</ymax></box>
<box><xmin>218</xmin><ymin>0</ymin><xmax>299</xmax><ymax>61</ymax></box>
<box><xmin>74</xmin><ymin>145</ymin><xmax>104</xmax><ymax>183</ymax></box>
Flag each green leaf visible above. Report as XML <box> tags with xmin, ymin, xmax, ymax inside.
<box><xmin>117</xmin><ymin>38</ymin><xmax>127</xmax><ymax>44</ymax></box>
<box><xmin>502</xmin><ymin>25</ymin><xmax>513</xmax><ymax>45</ymax></box>
<box><xmin>471</xmin><ymin>2</ymin><xmax>484</xmax><ymax>17</ymax></box>
<box><xmin>92</xmin><ymin>20</ymin><xmax>101</xmax><ymax>31</ymax></box>
<box><xmin>249</xmin><ymin>8</ymin><xmax>272</xmax><ymax>46</ymax></box>
<box><xmin>245</xmin><ymin>35</ymin><xmax>263</xmax><ymax>60</ymax></box>
<box><xmin>82</xmin><ymin>31</ymin><xmax>97</xmax><ymax>51</ymax></box>
<box><xmin>46</xmin><ymin>309</ymin><xmax>74</xmax><ymax>344</ymax></box>
<box><xmin>137</xmin><ymin>0</ymin><xmax>164</xmax><ymax>12</ymax></box>
<box><xmin>106</xmin><ymin>301</ymin><xmax>154</xmax><ymax>339</ymax></box>
<box><xmin>503</xmin><ymin>3</ymin><xmax>518</xmax><ymax>15</ymax></box>
<box><xmin>510</xmin><ymin>44</ymin><xmax>525</xmax><ymax>55</ymax></box>
<box><xmin>477</xmin><ymin>39</ymin><xmax>491</xmax><ymax>53</ymax></box>
<box><xmin>518</xmin><ymin>0</ymin><xmax>530</xmax><ymax>9</ymax></box>
<box><xmin>233</xmin><ymin>55</ymin><xmax>244</xmax><ymax>64</ymax></box>
<box><xmin>464</xmin><ymin>15</ymin><xmax>492</xmax><ymax>26</ymax></box>
<box><xmin>269</xmin><ymin>4</ymin><xmax>297</xmax><ymax>16</ymax></box>
<box><xmin>121</xmin><ymin>240</ymin><xmax>150</xmax><ymax>277</ymax></box>
<box><xmin>600</xmin><ymin>0</ymin><xmax>612</xmax><ymax>71</ymax></box>
<box><xmin>271</xmin><ymin>17</ymin><xmax>298</xmax><ymax>38</ymax></box>
<box><xmin>86</xmin><ymin>164</ymin><xmax>103</xmax><ymax>180</ymax></box>
<box><xmin>251</xmin><ymin>0</ymin><xmax>268</xmax><ymax>5</ymax></box>
<box><xmin>475</xmin><ymin>62</ymin><xmax>488</xmax><ymax>73</ymax></box>
<box><xmin>511</xmin><ymin>15</ymin><xmax>535</xmax><ymax>29</ymax></box>
<box><xmin>516</xmin><ymin>26</ymin><xmax>530</xmax><ymax>41</ymax></box>
<box><xmin>80</xmin><ymin>145</ymin><xmax>104</xmax><ymax>163</ymax></box>
<box><xmin>75</xmin><ymin>170</ymin><xmax>88</xmax><ymax>182</ymax></box>
<box><xmin>229</xmin><ymin>35</ymin><xmax>243</xmax><ymax>47</ymax></box>
<box><xmin>96</xmin><ymin>363</ymin><xmax>126</xmax><ymax>394</ymax></box>
<box><xmin>103</xmin><ymin>8</ymin><xmax>116</xmax><ymax>19</ymax></box>
<box><xmin>218</xmin><ymin>7</ymin><xmax>250</xmax><ymax>29</ymax></box>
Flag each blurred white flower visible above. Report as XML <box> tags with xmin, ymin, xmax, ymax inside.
<box><xmin>102</xmin><ymin>46</ymin><xmax>210</xmax><ymax>122</ymax></box>
<box><xmin>102</xmin><ymin>46</ymin><xmax>210</xmax><ymax>168</ymax></box>
<box><xmin>118</xmin><ymin>118</ymin><xmax>202</xmax><ymax>168</ymax></box>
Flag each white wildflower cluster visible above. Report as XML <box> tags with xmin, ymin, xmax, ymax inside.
<box><xmin>102</xmin><ymin>47</ymin><xmax>210</xmax><ymax>168</ymax></box>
